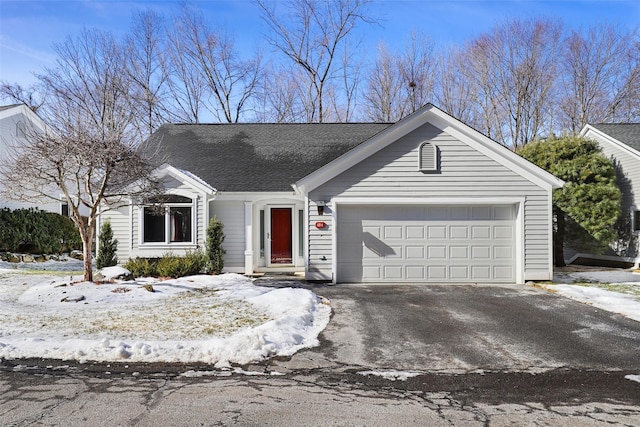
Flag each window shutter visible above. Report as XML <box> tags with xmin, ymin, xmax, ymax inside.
<box><xmin>419</xmin><ymin>142</ymin><xmax>438</xmax><ymax>172</ymax></box>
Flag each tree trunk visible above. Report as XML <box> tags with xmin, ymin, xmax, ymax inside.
<box><xmin>80</xmin><ymin>217</ymin><xmax>94</xmax><ymax>282</ymax></box>
<box><xmin>554</xmin><ymin>205</ymin><xmax>566</xmax><ymax>267</ymax></box>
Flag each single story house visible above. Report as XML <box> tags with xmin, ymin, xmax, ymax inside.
<box><xmin>99</xmin><ymin>104</ymin><xmax>563</xmax><ymax>284</ymax></box>
<box><xmin>580</xmin><ymin>123</ymin><xmax>640</xmax><ymax>266</ymax></box>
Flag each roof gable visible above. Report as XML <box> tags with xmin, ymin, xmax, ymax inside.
<box><xmin>154</xmin><ymin>164</ymin><xmax>217</xmax><ymax>195</ymax></box>
<box><xmin>581</xmin><ymin>124</ymin><xmax>640</xmax><ymax>158</ymax></box>
<box><xmin>143</xmin><ymin>122</ymin><xmax>391</xmax><ymax>192</ymax></box>
<box><xmin>294</xmin><ymin>104</ymin><xmax>564</xmax><ymax>194</ymax></box>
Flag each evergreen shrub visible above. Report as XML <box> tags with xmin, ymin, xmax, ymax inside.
<box><xmin>0</xmin><ymin>208</ymin><xmax>81</xmax><ymax>254</ymax></box>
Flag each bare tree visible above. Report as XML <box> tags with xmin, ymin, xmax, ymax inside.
<box><xmin>255</xmin><ymin>64</ymin><xmax>305</xmax><ymax>122</ymax></box>
<box><xmin>434</xmin><ymin>47</ymin><xmax>476</xmax><ymax>124</ymax></box>
<box><xmin>170</xmin><ymin>4</ymin><xmax>262</xmax><ymax>123</ymax></box>
<box><xmin>465</xmin><ymin>18</ymin><xmax>562</xmax><ymax>149</ymax></box>
<box><xmin>0</xmin><ymin>82</ymin><xmax>46</xmax><ymax>112</ymax></box>
<box><xmin>363</xmin><ymin>42</ymin><xmax>403</xmax><ymax>121</ymax></box>
<box><xmin>257</xmin><ymin>0</ymin><xmax>373</xmax><ymax>123</ymax></box>
<box><xmin>364</xmin><ymin>32</ymin><xmax>436</xmax><ymax>122</ymax></box>
<box><xmin>398</xmin><ymin>31</ymin><xmax>436</xmax><ymax>115</ymax></box>
<box><xmin>165</xmin><ymin>12</ymin><xmax>207</xmax><ymax>123</ymax></box>
<box><xmin>0</xmin><ymin>29</ymin><xmax>161</xmax><ymax>282</ymax></box>
<box><xmin>559</xmin><ymin>24</ymin><xmax>640</xmax><ymax>132</ymax></box>
<box><xmin>125</xmin><ymin>9</ymin><xmax>174</xmax><ymax>138</ymax></box>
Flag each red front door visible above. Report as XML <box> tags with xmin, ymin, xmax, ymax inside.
<box><xmin>270</xmin><ymin>208</ymin><xmax>293</xmax><ymax>264</ymax></box>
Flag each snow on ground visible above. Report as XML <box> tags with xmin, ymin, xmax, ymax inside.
<box><xmin>0</xmin><ymin>269</ymin><xmax>331</xmax><ymax>366</ymax></box>
<box><xmin>0</xmin><ymin>256</ymin><xmax>86</xmax><ymax>272</ymax></box>
<box><xmin>546</xmin><ymin>269</ymin><xmax>640</xmax><ymax>322</ymax></box>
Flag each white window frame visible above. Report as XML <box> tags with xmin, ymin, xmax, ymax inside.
<box><xmin>140</xmin><ymin>195</ymin><xmax>196</xmax><ymax>245</ymax></box>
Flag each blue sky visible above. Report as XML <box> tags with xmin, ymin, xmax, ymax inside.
<box><xmin>1</xmin><ymin>0</ymin><xmax>639</xmax><ymax>87</ymax></box>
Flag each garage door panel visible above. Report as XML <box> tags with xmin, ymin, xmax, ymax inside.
<box><xmin>406</xmin><ymin>226</ymin><xmax>425</xmax><ymax>239</ymax></box>
<box><xmin>337</xmin><ymin>204</ymin><xmax>516</xmax><ymax>283</ymax></box>
<box><xmin>449</xmin><ymin>226</ymin><xmax>469</xmax><ymax>239</ymax></box>
<box><xmin>428</xmin><ymin>226</ymin><xmax>447</xmax><ymax>239</ymax></box>
<box><xmin>472</xmin><ymin>226</ymin><xmax>491</xmax><ymax>239</ymax></box>
<box><xmin>450</xmin><ymin>266</ymin><xmax>469</xmax><ymax>280</ymax></box>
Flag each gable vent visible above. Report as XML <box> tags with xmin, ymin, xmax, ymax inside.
<box><xmin>419</xmin><ymin>142</ymin><xmax>438</xmax><ymax>172</ymax></box>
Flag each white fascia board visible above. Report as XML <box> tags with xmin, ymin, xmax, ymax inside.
<box><xmin>427</xmin><ymin>108</ymin><xmax>564</xmax><ymax>191</ymax></box>
<box><xmin>331</xmin><ymin>196</ymin><xmax>525</xmax><ymax>206</ymax></box>
<box><xmin>294</xmin><ymin>106</ymin><xmax>434</xmax><ymax>194</ymax></box>
<box><xmin>213</xmin><ymin>191</ymin><xmax>304</xmax><ymax>202</ymax></box>
<box><xmin>580</xmin><ymin>125</ymin><xmax>640</xmax><ymax>160</ymax></box>
<box><xmin>156</xmin><ymin>164</ymin><xmax>217</xmax><ymax>196</ymax></box>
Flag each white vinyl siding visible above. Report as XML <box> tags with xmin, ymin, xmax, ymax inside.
<box><xmin>591</xmin><ymin>134</ymin><xmax>640</xmax><ymax>258</ymax></box>
<box><xmin>210</xmin><ymin>200</ymin><xmax>245</xmax><ymax>269</ymax></box>
<box><xmin>99</xmin><ymin>205</ymin><xmax>132</xmax><ymax>263</ymax></box>
<box><xmin>309</xmin><ymin>123</ymin><xmax>552</xmax><ymax>281</ymax></box>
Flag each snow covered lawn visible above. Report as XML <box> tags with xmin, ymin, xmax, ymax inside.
<box><xmin>0</xmin><ymin>268</ymin><xmax>331</xmax><ymax>366</ymax></box>
<box><xmin>546</xmin><ymin>269</ymin><xmax>640</xmax><ymax>322</ymax></box>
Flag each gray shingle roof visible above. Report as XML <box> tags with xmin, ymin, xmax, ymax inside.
<box><xmin>591</xmin><ymin>123</ymin><xmax>640</xmax><ymax>152</ymax></box>
<box><xmin>144</xmin><ymin>123</ymin><xmax>392</xmax><ymax>192</ymax></box>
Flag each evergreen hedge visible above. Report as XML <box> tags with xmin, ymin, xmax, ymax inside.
<box><xmin>0</xmin><ymin>208</ymin><xmax>81</xmax><ymax>254</ymax></box>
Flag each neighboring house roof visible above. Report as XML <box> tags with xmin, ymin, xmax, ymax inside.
<box><xmin>294</xmin><ymin>104</ymin><xmax>565</xmax><ymax>194</ymax></box>
<box><xmin>0</xmin><ymin>104</ymin><xmax>48</xmax><ymax>133</ymax></box>
<box><xmin>588</xmin><ymin>123</ymin><xmax>640</xmax><ymax>152</ymax></box>
<box><xmin>144</xmin><ymin>122</ymin><xmax>392</xmax><ymax>192</ymax></box>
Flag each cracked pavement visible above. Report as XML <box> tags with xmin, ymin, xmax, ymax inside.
<box><xmin>2</xmin><ymin>282</ymin><xmax>640</xmax><ymax>426</ymax></box>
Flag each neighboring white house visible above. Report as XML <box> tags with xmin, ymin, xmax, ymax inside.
<box><xmin>99</xmin><ymin>104</ymin><xmax>564</xmax><ymax>284</ymax></box>
<box><xmin>580</xmin><ymin>123</ymin><xmax>640</xmax><ymax>266</ymax></box>
<box><xmin>0</xmin><ymin>104</ymin><xmax>68</xmax><ymax>214</ymax></box>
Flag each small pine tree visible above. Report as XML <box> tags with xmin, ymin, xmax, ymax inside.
<box><xmin>206</xmin><ymin>216</ymin><xmax>225</xmax><ymax>274</ymax></box>
<box><xmin>96</xmin><ymin>221</ymin><xmax>118</xmax><ymax>269</ymax></box>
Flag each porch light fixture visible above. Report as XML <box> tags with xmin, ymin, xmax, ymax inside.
<box><xmin>316</xmin><ymin>201</ymin><xmax>327</xmax><ymax>215</ymax></box>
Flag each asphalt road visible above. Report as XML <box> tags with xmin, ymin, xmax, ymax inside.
<box><xmin>2</xmin><ymin>281</ymin><xmax>640</xmax><ymax>426</ymax></box>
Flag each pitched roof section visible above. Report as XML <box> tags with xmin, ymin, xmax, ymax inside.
<box><xmin>294</xmin><ymin>104</ymin><xmax>565</xmax><ymax>194</ymax></box>
<box><xmin>590</xmin><ymin>123</ymin><xmax>640</xmax><ymax>151</ymax></box>
<box><xmin>144</xmin><ymin>123</ymin><xmax>391</xmax><ymax>192</ymax></box>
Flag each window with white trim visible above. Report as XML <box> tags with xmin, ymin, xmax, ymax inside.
<box><xmin>419</xmin><ymin>142</ymin><xmax>438</xmax><ymax>172</ymax></box>
<box><xmin>142</xmin><ymin>195</ymin><xmax>193</xmax><ymax>243</ymax></box>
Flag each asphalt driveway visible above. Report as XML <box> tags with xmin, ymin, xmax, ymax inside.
<box><xmin>262</xmin><ymin>280</ymin><xmax>640</xmax><ymax>373</ymax></box>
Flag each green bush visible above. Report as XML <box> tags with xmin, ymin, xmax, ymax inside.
<box><xmin>124</xmin><ymin>257</ymin><xmax>159</xmax><ymax>278</ymax></box>
<box><xmin>206</xmin><ymin>216</ymin><xmax>225</xmax><ymax>274</ymax></box>
<box><xmin>157</xmin><ymin>250</ymin><xmax>206</xmax><ymax>278</ymax></box>
<box><xmin>96</xmin><ymin>221</ymin><xmax>118</xmax><ymax>269</ymax></box>
<box><xmin>0</xmin><ymin>208</ymin><xmax>81</xmax><ymax>254</ymax></box>
<box><xmin>125</xmin><ymin>251</ymin><xmax>206</xmax><ymax>279</ymax></box>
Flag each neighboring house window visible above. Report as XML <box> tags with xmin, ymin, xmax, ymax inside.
<box><xmin>142</xmin><ymin>195</ymin><xmax>193</xmax><ymax>244</ymax></box>
<box><xmin>634</xmin><ymin>210</ymin><xmax>640</xmax><ymax>232</ymax></box>
<box><xmin>61</xmin><ymin>203</ymin><xmax>69</xmax><ymax>217</ymax></box>
<box><xmin>419</xmin><ymin>142</ymin><xmax>438</xmax><ymax>172</ymax></box>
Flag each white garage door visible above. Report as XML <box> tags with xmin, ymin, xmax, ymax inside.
<box><xmin>336</xmin><ymin>204</ymin><xmax>516</xmax><ymax>283</ymax></box>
